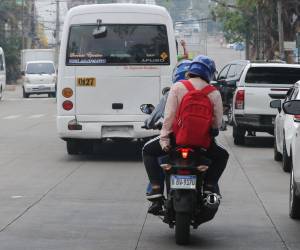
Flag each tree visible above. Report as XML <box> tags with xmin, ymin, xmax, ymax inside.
<box><xmin>212</xmin><ymin>0</ymin><xmax>300</xmax><ymax>61</ymax></box>
<box><xmin>0</xmin><ymin>0</ymin><xmax>23</xmax><ymax>82</ymax></box>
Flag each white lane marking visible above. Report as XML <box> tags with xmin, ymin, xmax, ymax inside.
<box><xmin>11</xmin><ymin>196</ymin><xmax>24</xmax><ymax>199</ymax></box>
<box><xmin>29</xmin><ymin>114</ymin><xmax>45</xmax><ymax>119</ymax></box>
<box><xmin>3</xmin><ymin>115</ymin><xmax>21</xmax><ymax>120</ymax></box>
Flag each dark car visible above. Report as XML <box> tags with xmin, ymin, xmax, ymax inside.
<box><xmin>212</xmin><ymin>60</ymin><xmax>249</xmax><ymax>123</ymax></box>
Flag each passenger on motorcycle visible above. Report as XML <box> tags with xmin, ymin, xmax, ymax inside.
<box><xmin>143</xmin><ymin>55</ymin><xmax>229</xmax><ymax>214</ymax></box>
<box><xmin>144</xmin><ymin>60</ymin><xmax>192</xmax><ymax>194</ymax></box>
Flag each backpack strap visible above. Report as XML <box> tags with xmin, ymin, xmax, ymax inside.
<box><xmin>200</xmin><ymin>84</ymin><xmax>217</xmax><ymax>96</ymax></box>
<box><xmin>180</xmin><ymin>80</ymin><xmax>195</xmax><ymax>92</ymax></box>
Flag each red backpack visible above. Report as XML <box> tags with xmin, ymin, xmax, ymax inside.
<box><xmin>172</xmin><ymin>80</ymin><xmax>216</xmax><ymax>149</ymax></box>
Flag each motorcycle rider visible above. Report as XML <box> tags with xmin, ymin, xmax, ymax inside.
<box><xmin>143</xmin><ymin>55</ymin><xmax>229</xmax><ymax>214</ymax></box>
<box><xmin>144</xmin><ymin>59</ymin><xmax>192</xmax><ymax>194</ymax></box>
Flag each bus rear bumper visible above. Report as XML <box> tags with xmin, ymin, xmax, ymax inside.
<box><xmin>57</xmin><ymin>116</ymin><xmax>159</xmax><ymax>140</ymax></box>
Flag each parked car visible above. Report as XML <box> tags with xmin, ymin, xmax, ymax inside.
<box><xmin>212</xmin><ymin>60</ymin><xmax>248</xmax><ymax>124</ymax></box>
<box><xmin>232</xmin><ymin>62</ymin><xmax>300</xmax><ymax>145</ymax></box>
<box><xmin>280</xmin><ymin>99</ymin><xmax>300</xmax><ymax>219</ymax></box>
<box><xmin>270</xmin><ymin>84</ymin><xmax>299</xmax><ymax>172</ymax></box>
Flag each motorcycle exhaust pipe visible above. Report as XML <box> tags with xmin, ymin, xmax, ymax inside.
<box><xmin>204</xmin><ymin>193</ymin><xmax>220</xmax><ymax>209</ymax></box>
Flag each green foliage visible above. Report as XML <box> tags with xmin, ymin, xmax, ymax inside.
<box><xmin>0</xmin><ymin>37</ymin><xmax>21</xmax><ymax>82</ymax></box>
<box><xmin>212</xmin><ymin>0</ymin><xmax>257</xmax><ymax>43</ymax></box>
<box><xmin>0</xmin><ymin>0</ymin><xmax>23</xmax><ymax>83</ymax></box>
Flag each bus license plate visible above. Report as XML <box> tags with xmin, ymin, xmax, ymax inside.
<box><xmin>77</xmin><ymin>77</ymin><xmax>96</xmax><ymax>87</ymax></box>
<box><xmin>170</xmin><ymin>175</ymin><xmax>196</xmax><ymax>190</ymax></box>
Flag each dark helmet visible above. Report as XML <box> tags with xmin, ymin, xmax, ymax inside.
<box><xmin>188</xmin><ymin>55</ymin><xmax>216</xmax><ymax>83</ymax></box>
<box><xmin>172</xmin><ymin>60</ymin><xmax>192</xmax><ymax>83</ymax></box>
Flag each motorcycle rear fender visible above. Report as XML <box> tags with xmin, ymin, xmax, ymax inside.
<box><xmin>172</xmin><ymin>190</ymin><xmax>196</xmax><ymax>213</ymax></box>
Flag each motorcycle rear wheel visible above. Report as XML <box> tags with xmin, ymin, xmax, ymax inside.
<box><xmin>175</xmin><ymin>212</ymin><xmax>190</xmax><ymax>245</ymax></box>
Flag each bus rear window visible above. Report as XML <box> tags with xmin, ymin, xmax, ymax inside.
<box><xmin>245</xmin><ymin>67</ymin><xmax>300</xmax><ymax>84</ymax></box>
<box><xmin>66</xmin><ymin>24</ymin><xmax>170</xmax><ymax>66</ymax></box>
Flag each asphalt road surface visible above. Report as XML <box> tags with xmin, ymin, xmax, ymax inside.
<box><xmin>1</xmin><ymin>40</ymin><xmax>300</xmax><ymax>250</ymax></box>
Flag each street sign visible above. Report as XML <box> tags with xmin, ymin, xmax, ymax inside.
<box><xmin>284</xmin><ymin>41</ymin><xmax>296</xmax><ymax>51</ymax></box>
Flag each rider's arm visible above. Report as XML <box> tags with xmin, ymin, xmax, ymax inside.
<box><xmin>144</xmin><ymin>93</ymin><xmax>168</xmax><ymax>129</ymax></box>
<box><xmin>180</xmin><ymin>40</ymin><xmax>189</xmax><ymax>59</ymax></box>
<box><xmin>160</xmin><ymin>85</ymin><xmax>179</xmax><ymax>149</ymax></box>
<box><xmin>208</xmin><ymin>90</ymin><xmax>223</xmax><ymax>129</ymax></box>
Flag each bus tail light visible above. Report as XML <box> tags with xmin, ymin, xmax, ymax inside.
<box><xmin>62</xmin><ymin>100</ymin><xmax>73</xmax><ymax>111</ymax></box>
<box><xmin>235</xmin><ymin>90</ymin><xmax>245</xmax><ymax>109</ymax></box>
<box><xmin>62</xmin><ymin>88</ymin><xmax>73</xmax><ymax>98</ymax></box>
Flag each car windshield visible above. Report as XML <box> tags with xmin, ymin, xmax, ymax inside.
<box><xmin>66</xmin><ymin>24</ymin><xmax>170</xmax><ymax>65</ymax></box>
<box><xmin>26</xmin><ymin>63</ymin><xmax>55</xmax><ymax>74</ymax></box>
<box><xmin>245</xmin><ymin>67</ymin><xmax>300</xmax><ymax>84</ymax></box>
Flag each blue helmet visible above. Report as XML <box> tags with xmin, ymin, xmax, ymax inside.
<box><xmin>172</xmin><ymin>60</ymin><xmax>192</xmax><ymax>83</ymax></box>
<box><xmin>188</xmin><ymin>55</ymin><xmax>216</xmax><ymax>83</ymax></box>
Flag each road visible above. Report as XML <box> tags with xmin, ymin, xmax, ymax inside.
<box><xmin>1</xmin><ymin>41</ymin><xmax>300</xmax><ymax>250</ymax></box>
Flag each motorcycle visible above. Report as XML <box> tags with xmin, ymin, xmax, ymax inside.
<box><xmin>140</xmin><ymin>104</ymin><xmax>220</xmax><ymax>245</ymax></box>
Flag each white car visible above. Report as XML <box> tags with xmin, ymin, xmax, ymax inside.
<box><xmin>270</xmin><ymin>83</ymin><xmax>300</xmax><ymax>172</ymax></box>
<box><xmin>280</xmin><ymin>98</ymin><xmax>300</xmax><ymax>219</ymax></box>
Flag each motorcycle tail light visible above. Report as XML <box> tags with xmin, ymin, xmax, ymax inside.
<box><xmin>179</xmin><ymin>148</ymin><xmax>192</xmax><ymax>159</ymax></box>
<box><xmin>294</xmin><ymin>115</ymin><xmax>300</xmax><ymax>122</ymax></box>
<box><xmin>177</xmin><ymin>169</ymin><xmax>191</xmax><ymax>175</ymax></box>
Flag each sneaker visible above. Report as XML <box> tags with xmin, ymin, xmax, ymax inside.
<box><xmin>146</xmin><ymin>188</ymin><xmax>163</xmax><ymax>201</ymax></box>
<box><xmin>148</xmin><ymin>199</ymin><xmax>163</xmax><ymax>215</ymax></box>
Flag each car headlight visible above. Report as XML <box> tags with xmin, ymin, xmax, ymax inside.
<box><xmin>24</xmin><ymin>78</ymin><xmax>30</xmax><ymax>84</ymax></box>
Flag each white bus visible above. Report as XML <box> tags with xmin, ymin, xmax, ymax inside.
<box><xmin>0</xmin><ymin>47</ymin><xmax>6</xmax><ymax>100</ymax></box>
<box><xmin>57</xmin><ymin>4</ymin><xmax>177</xmax><ymax>154</ymax></box>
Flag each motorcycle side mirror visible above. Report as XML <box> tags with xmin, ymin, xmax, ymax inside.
<box><xmin>140</xmin><ymin>104</ymin><xmax>155</xmax><ymax>114</ymax></box>
<box><xmin>162</xmin><ymin>87</ymin><xmax>170</xmax><ymax>95</ymax></box>
<box><xmin>270</xmin><ymin>99</ymin><xmax>282</xmax><ymax>112</ymax></box>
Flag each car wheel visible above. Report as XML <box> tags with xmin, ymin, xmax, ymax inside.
<box><xmin>289</xmin><ymin>164</ymin><xmax>300</xmax><ymax>219</ymax></box>
<box><xmin>66</xmin><ymin>140</ymin><xmax>79</xmax><ymax>155</ymax></box>
<box><xmin>233</xmin><ymin>124</ymin><xmax>245</xmax><ymax>145</ymax></box>
<box><xmin>22</xmin><ymin>88</ymin><xmax>29</xmax><ymax>98</ymax></box>
<box><xmin>0</xmin><ymin>86</ymin><xmax>3</xmax><ymax>100</ymax></box>
<box><xmin>274</xmin><ymin>135</ymin><xmax>282</xmax><ymax>161</ymax></box>
<box><xmin>227</xmin><ymin>103</ymin><xmax>233</xmax><ymax>125</ymax></box>
<box><xmin>282</xmin><ymin>140</ymin><xmax>292</xmax><ymax>172</ymax></box>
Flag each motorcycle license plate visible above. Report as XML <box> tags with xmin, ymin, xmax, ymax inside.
<box><xmin>170</xmin><ymin>175</ymin><xmax>196</xmax><ymax>189</ymax></box>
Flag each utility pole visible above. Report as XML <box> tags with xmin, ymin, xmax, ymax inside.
<box><xmin>256</xmin><ymin>5</ymin><xmax>260</xmax><ymax>60</ymax></box>
<box><xmin>277</xmin><ymin>0</ymin><xmax>284</xmax><ymax>60</ymax></box>
<box><xmin>21</xmin><ymin>0</ymin><xmax>25</xmax><ymax>49</ymax></box>
<box><xmin>55</xmin><ymin>0</ymin><xmax>60</xmax><ymax>65</ymax></box>
<box><xmin>30</xmin><ymin>0</ymin><xmax>36</xmax><ymax>48</ymax></box>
